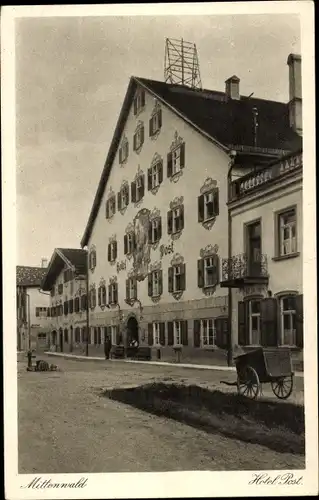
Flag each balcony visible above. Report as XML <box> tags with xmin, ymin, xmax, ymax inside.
<box><xmin>229</xmin><ymin>151</ymin><xmax>302</xmax><ymax>202</ymax></box>
<box><xmin>220</xmin><ymin>253</ymin><xmax>269</xmax><ymax>288</ymax></box>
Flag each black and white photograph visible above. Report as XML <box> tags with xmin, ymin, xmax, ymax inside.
<box><xmin>2</xmin><ymin>2</ymin><xmax>317</xmax><ymax>498</ymax></box>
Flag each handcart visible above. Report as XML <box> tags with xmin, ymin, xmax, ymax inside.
<box><xmin>223</xmin><ymin>347</ymin><xmax>294</xmax><ymax>400</ymax></box>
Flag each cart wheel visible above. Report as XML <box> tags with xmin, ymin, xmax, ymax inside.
<box><xmin>237</xmin><ymin>366</ymin><xmax>260</xmax><ymax>400</ymax></box>
<box><xmin>271</xmin><ymin>375</ymin><xmax>294</xmax><ymax>399</ymax></box>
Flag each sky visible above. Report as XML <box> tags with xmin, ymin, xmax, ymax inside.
<box><xmin>15</xmin><ymin>13</ymin><xmax>301</xmax><ymax>266</ymax></box>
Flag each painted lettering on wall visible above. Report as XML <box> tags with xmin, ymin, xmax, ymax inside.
<box><xmin>116</xmin><ymin>261</ymin><xmax>127</xmax><ymax>273</ymax></box>
<box><xmin>160</xmin><ymin>242</ymin><xmax>174</xmax><ymax>259</ymax></box>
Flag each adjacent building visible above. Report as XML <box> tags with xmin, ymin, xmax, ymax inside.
<box><xmin>17</xmin><ymin>261</ymin><xmax>50</xmax><ymax>351</ymax></box>
<box><xmin>78</xmin><ymin>53</ymin><xmax>302</xmax><ymax>364</ymax></box>
<box><xmin>41</xmin><ymin>248</ymin><xmax>88</xmax><ymax>353</ymax></box>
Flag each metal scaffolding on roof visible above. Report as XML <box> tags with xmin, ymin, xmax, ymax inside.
<box><xmin>164</xmin><ymin>37</ymin><xmax>202</xmax><ymax>90</ymax></box>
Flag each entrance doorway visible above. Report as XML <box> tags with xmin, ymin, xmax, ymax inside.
<box><xmin>126</xmin><ymin>316</ymin><xmax>139</xmax><ymax>346</ymax></box>
<box><xmin>246</xmin><ymin>220</ymin><xmax>262</xmax><ymax>276</ymax></box>
<box><xmin>59</xmin><ymin>328</ymin><xmax>63</xmax><ymax>352</ymax></box>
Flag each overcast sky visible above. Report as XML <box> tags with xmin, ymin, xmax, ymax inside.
<box><xmin>16</xmin><ymin>13</ymin><xmax>300</xmax><ymax>266</ymax></box>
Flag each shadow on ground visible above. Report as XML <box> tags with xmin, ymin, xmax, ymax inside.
<box><xmin>105</xmin><ymin>383</ymin><xmax>305</xmax><ymax>456</ymax></box>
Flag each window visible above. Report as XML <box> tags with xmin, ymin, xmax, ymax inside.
<box><xmin>50</xmin><ymin>286</ymin><xmax>55</xmax><ymax>297</ymax></box>
<box><xmin>69</xmin><ymin>298</ymin><xmax>74</xmax><ymax>314</ymax></box>
<box><xmin>89</xmin><ymin>288</ymin><xmax>97</xmax><ymax>309</ymax></box>
<box><xmin>106</xmin><ymin>196</ymin><xmax>116</xmax><ymax>218</ymax></box>
<box><xmin>147</xmin><ymin>161</ymin><xmax>163</xmax><ymax>190</ymax></box>
<box><xmin>58</xmin><ymin>284</ymin><xmax>63</xmax><ymax>295</ymax></box>
<box><xmin>108</xmin><ymin>283</ymin><xmax>118</xmax><ymax>305</ymax></box>
<box><xmin>167</xmin><ymin>143</ymin><xmax>185</xmax><ymax>178</ymax></box>
<box><xmin>64</xmin><ymin>329</ymin><xmax>68</xmax><ymax>343</ymax></box>
<box><xmin>110</xmin><ymin>325</ymin><xmax>118</xmax><ymax>345</ymax></box>
<box><xmin>133</xmin><ymin>125</ymin><xmax>145</xmax><ymax>151</ymax></box>
<box><xmin>119</xmin><ymin>140</ymin><xmax>129</xmax><ymax>164</ymax></box>
<box><xmin>108</xmin><ymin>241</ymin><xmax>117</xmax><ymax>262</ymax></box>
<box><xmin>148</xmin><ymin>218</ymin><xmax>162</xmax><ymax>244</ymax></box>
<box><xmin>94</xmin><ymin>327</ymin><xmax>102</xmax><ymax>345</ymax></box>
<box><xmin>89</xmin><ymin>249</ymin><xmax>96</xmax><ymax>270</ymax></box>
<box><xmin>149</xmin><ymin>109</ymin><xmax>162</xmax><ymax>136</ymax></box>
<box><xmin>98</xmin><ymin>285</ymin><xmax>107</xmax><ymax>307</ymax></box>
<box><xmin>173</xmin><ymin>321</ymin><xmax>182</xmax><ymax>345</ymax></box>
<box><xmin>126</xmin><ymin>278</ymin><xmax>137</xmax><ymax>301</ymax></box>
<box><xmin>167</xmin><ymin>205</ymin><xmax>184</xmax><ymax>234</ymax></box>
<box><xmin>197</xmin><ymin>255</ymin><xmax>219</xmax><ymax>289</ymax></box>
<box><xmin>63</xmin><ymin>269</ymin><xmax>73</xmax><ymax>283</ymax></box>
<box><xmin>168</xmin><ymin>264</ymin><xmax>186</xmax><ymax>293</ymax></box>
<box><xmin>278</xmin><ymin>208</ymin><xmax>297</xmax><ymax>256</ymax></box>
<box><xmin>74</xmin><ymin>297</ymin><xmax>80</xmax><ymax>313</ymax></box>
<box><xmin>133</xmin><ymin>90</ymin><xmax>145</xmax><ymax>115</ymax></box>
<box><xmin>74</xmin><ymin>327</ymin><xmax>81</xmax><ymax>343</ymax></box>
<box><xmin>35</xmin><ymin>307</ymin><xmax>47</xmax><ymax>318</ymax></box>
<box><xmin>280</xmin><ymin>296</ymin><xmax>296</xmax><ymax>345</ymax></box>
<box><xmin>148</xmin><ymin>270</ymin><xmax>163</xmax><ymax>298</ymax></box>
<box><xmin>124</xmin><ymin>233</ymin><xmax>135</xmax><ymax>255</ymax></box>
<box><xmin>117</xmin><ymin>184</ymin><xmax>129</xmax><ymax>211</ymax></box>
<box><xmin>63</xmin><ymin>301</ymin><xmax>69</xmax><ymax>316</ymax></box>
<box><xmin>249</xmin><ymin>300</ymin><xmax>261</xmax><ymax>345</ymax></box>
<box><xmin>80</xmin><ymin>294</ymin><xmax>87</xmax><ymax>311</ymax></box>
<box><xmin>153</xmin><ymin>322</ymin><xmax>160</xmax><ymax>345</ymax></box>
<box><xmin>198</xmin><ymin>189</ymin><xmax>220</xmax><ymax>222</ymax></box>
<box><xmin>200</xmin><ymin>319</ymin><xmax>216</xmax><ymax>347</ymax></box>
<box><xmin>131</xmin><ymin>175</ymin><xmax>145</xmax><ymax>203</ymax></box>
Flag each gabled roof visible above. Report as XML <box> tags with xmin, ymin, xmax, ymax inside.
<box><xmin>41</xmin><ymin>248</ymin><xmax>87</xmax><ymax>291</ymax></box>
<box><xmin>81</xmin><ymin>76</ymin><xmax>302</xmax><ymax>247</ymax></box>
<box><xmin>17</xmin><ymin>266</ymin><xmax>48</xmax><ymax>287</ymax></box>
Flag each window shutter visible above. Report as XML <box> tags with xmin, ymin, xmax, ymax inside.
<box><xmin>180</xmin><ymin>263</ymin><xmax>186</xmax><ymax>291</ymax></box>
<box><xmin>124</xmin><ymin>234</ymin><xmax>128</xmax><ymax>255</ymax></box>
<box><xmin>181</xmin><ymin>320</ymin><xmax>188</xmax><ymax>346</ymax></box>
<box><xmin>148</xmin><ymin>273</ymin><xmax>152</xmax><ymax>297</ymax></box>
<box><xmin>114</xmin><ymin>284</ymin><xmax>118</xmax><ymax>304</ymax></box>
<box><xmin>180</xmin><ymin>143</ymin><xmax>185</xmax><ymax>169</ymax></box>
<box><xmin>158</xmin><ymin>109</ymin><xmax>162</xmax><ymax>128</ymax></box>
<box><xmin>158</xmin><ymin>217</ymin><xmax>162</xmax><ymax>240</ymax></box>
<box><xmin>180</xmin><ymin>204</ymin><xmax>184</xmax><ymax>230</ymax></box>
<box><xmin>125</xmin><ymin>185</ymin><xmax>129</xmax><ymax>205</ymax></box>
<box><xmin>213</xmin><ymin>188</ymin><xmax>219</xmax><ymax>216</ymax></box>
<box><xmin>133</xmin><ymin>132</ymin><xmax>137</xmax><ymax>151</ymax></box>
<box><xmin>159</xmin><ymin>322</ymin><xmax>165</xmax><ymax>346</ymax></box>
<box><xmin>168</xmin><ymin>266</ymin><xmax>174</xmax><ymax>293</ymax></box>
<box><xmin>119</xmin><ymin>147</ymin><xmax>122</xmax><ymax>164</ymax></box>
<box><xmin>98</xmin><ymin>287</ymin><xmax>101</xmax><ymax>307</ymax></box>
<box><xmin>125</xmin><ymin>141</ymin><xmax>129</xmax><ymax>160</ymax></box>
<box><xmin>215</xmin><ymin>318</ymin><xmax>223</xmax><ymax>348</ymax></box>
<box><xmin>260</xmin><ymin>298</ymin><xmax>278</xmax><ymax>347</ymax></box>
<box><xmin>141</xmin><ymin>90</ymin><xmax>145</xmax><ymax>107</ymax></box>
<box><xmin>148</xmin><ymin>222</ymin><xmax>153</xmax><ymax>243</ymax></box>
<box><xmin>107</xmin><ymin>243</ymin><xmax>111</xmax><ymax>262</ymax></box>
<box><xmin>238</xmin><ymin>301</ymin><xmax>248</xmax><ymax>346</ymax></box>
<box><xmin>158</xmin><ymin>161</ymin><xmax>163</xmax><ymax>184</ymax></box>
<box><xmin>149</xmin><ymin>117</ymin><xmax>153</xmax><ymax>137</ymax></box>
<box><xmin>141</xmin><ymin>125</ymin><xmax>144</xmax><ymax>146</ymax></box>
<box><xmin>133</xmin><ymin>279</ymin><xmax>137</xmax><ymax>300</ymax></box>
<box><xmin>133</xmin><ymin>97</ymin><xmax>137</xmax><ymax>115</ymax></box>
<box><xmin>93</xmin><ymin>251</ymin><xmax>97</xmax><ymax>267</ymax></box>
<box><xmin>167</xmin><ymin>210</ymin><xmax>173</xmax><ymax>234</ymax></box>
<box><xmin>167</xmin><ymin>322</ymin><xmax>174</xmax><ymax>346</ymax></box>
<box><xmin>140</xmin><ymin>175</ymin><xmax>145</xmax><ymax>198</ymax></box>
<box><xmin>198</xmin><ymin>195</ymin><xmax>204</xmax><ymax>222</ymax></box>
<box><xmin>125</xmin><ymin>279</ymin><xmax>129</xmax><ymax>301</ymax></box>
<box><xmin>294</xmin><ymin>294</ymin><xmax>303</xmax><ymax>348</ymax></box>
<box><xmin>131</xmin><ymin>181</ymin><xmax>136</xmax><ymax>203</ymax></box>
<box><xmin>148</xmin><ymin>323</ymin><xmax>153</xmax><ymax>346</ymax></box>
<box><xmin>193</xmin><ymin>320</ymin><xmax>201</xmax><ymax>347</ymax></box>
<box><xmin>132</xmin><ymin>232</ymin><xmax>136</xmax><ymax>251</ymax></box>
<box><xmin>114</xmin><ymin>241</ymin><xmax>117</xmax><ymax>260</ymax></box>
<box><xmin>167</xmin><ymin>152</ymin><xmax>173</xmax><ymax>177</ymax></box>
<box><xmin>197</xmin><ymin>259</ymin><xmax>204</xmax><ymax>288</ymax></box>
<box><xmin>147</xmin><ymin>167</ymin><xmax>152</xmax><ymax>190</ymax></box>
<box><xmin>116</xmin><ymin>325</ymin><xmax>121</xmax><ymax>345</ymax></box>
<box><xmin>108</xmin><ymin>285</ymin><xmax>112</xmax><ymax>304</ymax></box>
<box><xmin>158</xmin><ymin>270</ymin><xmax>163</xmax><ymax>295</ymax></box>
<box><xmin>117</xmin><ymin>191</ymin><xmax>121</xmax><ymax>210</ymax></box>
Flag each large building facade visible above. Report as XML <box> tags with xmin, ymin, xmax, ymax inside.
<box><xmin>79</xmin><ymin>53</ymin><xmax>302</xmax><ymax>364</ymax></box>
<box><xmin>17</xmin><ymin>264</ymin><xmax>50</xmax><ymax>351</ymax></box>
<box><xmin>220</xmin><ymin>149</ymin><xmax>303</xmax><ymax>370</ymax></box>
<box><xmin>41</xmin><ymin>248</ymin><xmax>88</xmax><ymax>354</ymax></box>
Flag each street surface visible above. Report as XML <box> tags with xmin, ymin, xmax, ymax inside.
<box><xmin>18</xmin><ymin>355</ymin><xmax>304</xmax><ymax>473</ymax></box>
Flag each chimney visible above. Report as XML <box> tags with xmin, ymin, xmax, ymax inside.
<box><xmin>287</xmin><ymin>53</ymin><xmax>302</xmax><ymax>135</ymax></box>
<box><xmin>225</xmin><ymin>75</ymin><xmax>240</xmax><ymax>100</ymax></box>
<box><xmin>41</xmin><ymin>258</ymin><xmax>48</xmax><ymax>268</ymax></box>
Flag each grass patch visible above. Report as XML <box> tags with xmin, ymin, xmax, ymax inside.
<box><xmin>106</xmin><ymin>383</ymin><xmax>304</xmax><ymax>456</ymax></box>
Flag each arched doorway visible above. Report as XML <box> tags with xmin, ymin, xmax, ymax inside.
<box><xmin>126</xmin><ymin>316</ymin><xmax>139</xmax><ymax>346</ymax></box>
<box><xmin>59</xmin><ymin>328</ymin><xmax>63</xmax><ymax>352</ymax></box>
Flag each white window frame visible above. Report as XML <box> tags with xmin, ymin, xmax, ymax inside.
<box><xmin>172</xmin><ymin>207</ymin><xmax>181</xmax><ymax>233</ymax></box>
<box><xmin>110</xmin><ymin>242</ymin><xmax>117</xmax><ymax>262</ymax></box>
<box><xmin>151</xmin><ymin>219</ymin><xmax>160</xmax><ymax>243</ymax></box>
<box><xmin>280</xmin><ymin>295</ymin><xmax>296</xmax><ymax>346</ymax></box>
<box><xmin>200</xmin><ymin>319</ymin><xmax>216</xmax><ymax>347</ymax></box>
<box><xmin>249</xmin><ymin>300</ymin><xmax>261</xmax><ymax>345</ymax></box>
<box><xmin>111</xmin><ymin>325</ymin><xmax>117</xmax><ymax>345</ymax></box>
<box><xmin>151</xmin><ymin>163</ymin><xmax>160</xmax><ymax>189</ymax></box>
<box><xmin>204</xmin><ymin>190</ymin><xmax>216</xmax><ymax>221</ymax></box>
<box><xmin>151</xmin><ymin>271</ymin><xmax>160</xmax><ymax>297</ymax></box>
<box><xmin>204</xmin><ymin>257</ymin><xmax>215</xmax><ymax>288</ymax></box>
<box><xmin>172</xmin><ymin>147</ymin><xmax>181</xmax><ymax>175</ymax></box>
<box><xmin>173</xmin><ymin>320</ymin><xmax>182</xmax><ymax>346</ymax></box>
<box><xmin>279</xmin><ymin>209</ymin><xmax>297</xmax><ymax>256</ymax></box>
<box><xmin>153</xmin><ymin>322</ymin><xmax>160</xmax><ymax>346</ymax></box>
<box><xmin>173</xmin><ymin>265</ymin><xmax>182</xmax><ymax>293</ymax></box>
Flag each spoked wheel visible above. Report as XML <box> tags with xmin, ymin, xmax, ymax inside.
<box><xmin>271</xmin><ymin>375</ymin><xmax>294</xmax><ymax>399</ymax></box>
<box><xmin>237</xmin><ymin>365</ymin><xmax>260</xmax><ymax>400</ymax></box>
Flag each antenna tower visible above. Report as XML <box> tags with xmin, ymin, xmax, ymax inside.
<box><xmin>164</xmin><ymin>38</ymin><xmax>202</xmax><ymax>90</ymax></box>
